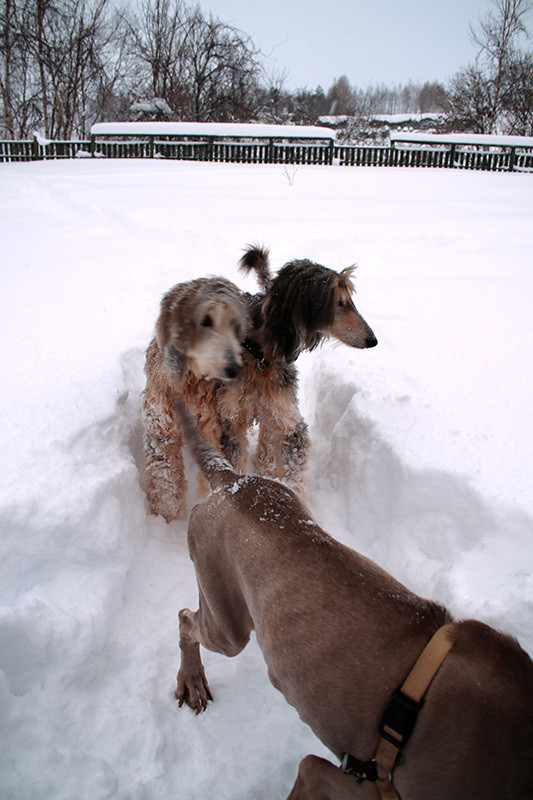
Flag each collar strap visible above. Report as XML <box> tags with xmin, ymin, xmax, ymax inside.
<box><xmin>243</xmin><ymin>337</ymin><xmax>269</xmax><ymax>371</ymax></box>
<box><xmin>340</xmin><ymin>753</ymin><xmax>378</xmax><ymax>783</ymax></box>
<box><xmin>377</xmin><ymin>623</ymin><xmax>457</xmax><ymax>766</ymax></box>
<box><xmin>342</xmin><ymin>624</ymin><xmax>457</xmax><ymax>800</ymax></box>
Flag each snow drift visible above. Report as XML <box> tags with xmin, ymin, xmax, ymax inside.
<box><xmin>0</xmin><ymin>160</ymin><xmax>532</xmax><ymax>799</ymax></box>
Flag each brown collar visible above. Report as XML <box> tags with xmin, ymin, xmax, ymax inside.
<box><xmin>342</xmin><ymin>624</ymin><xmax>457</xmax><ymax>800</ymax></box>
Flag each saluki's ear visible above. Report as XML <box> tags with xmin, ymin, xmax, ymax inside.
<box><xmin>335</xmin><ymin>265</ymin><xmax>357</xmax><ymax>294</ymax></box>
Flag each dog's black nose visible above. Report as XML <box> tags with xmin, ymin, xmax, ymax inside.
<box><xmin>366</xmin><ymin>334</ymin><xmax>378</xmax><ymax>348</ymax></box>
<box><xmin>225</xmin><ymin>364</ymin><xmax>242</xmax><ymax>380</ymax></box>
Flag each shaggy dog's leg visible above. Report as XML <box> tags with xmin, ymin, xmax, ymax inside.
<box><xmin>216</xmin><ymin>385</ymin><xmax>252</xmax><ymax>473</ymax></box>
<box><xmin>250</xmin><ymin>363</ymin><xmax>310</xmax><ymax>490</ymax></box>
<box><xmin>255</xmin><ymin>396</ymin><xmax>310</xmax><ymax>491</ymax></box>
<box><xmin>190</xmin><ymin>410</ymin><xmax>229</xmax><ymax>497</ymax></box>
<box><xmin>220</xmin><ymin>414</ymin><xmax>250</xmax><ymax>474</ymax></box>
<box><xmin>142</xmin><ymin>396</ymin><xmax>187</xmax><ymax>521</ymax></box>
<box><xmin>287</xmin><ymin>755</ymin><xmax>377</xmax><ymax>800</ymax></box>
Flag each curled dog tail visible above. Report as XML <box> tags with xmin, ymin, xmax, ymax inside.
<box><xmin>173</xmin><ymin>398</ymin><xmax>234</xmax><ymax>490</ymax></box>
<box><xmin>238</xmin><ymin>244</ymin><xmax>271</xmax><ymax>291</ymax></box>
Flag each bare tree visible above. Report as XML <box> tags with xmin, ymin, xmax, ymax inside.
<box><xmin>471</xmin><ymin>0</ymin><xmax>530</xmax><ymax>128</ymax></box>
<box><xmin>123</xmin><ymin>0</ymin><xmax>188</xmax><ymax>104</ymax></box>
<box><xmin>253</xmin><ymin>66</ymin><xmax>290</xmax><ymax>122</ymax></box>
<box><xmin>0</xmin><ymin>0</ymin><xmax>16</xmax><ymax>135</ymax></box>
<box><xmin>1</xmin><ymin>0</ymin><xmax>129</xmax><ymax>138</ymax></box>
<box><xmin>34</xmin><ymin>0</ymin><xmax>130</xmax><ymax>138</ymax></box>
<box><xmin>1</xmin><ymin>0</ymin><xmax>43</xmax><ymax>136</ymax></box>
<box><xmin>448</xmin><ymin>64</ymin><xmax>495</xmax><ymax>133</ymax></box>
<box><xmin>448</xmin><ymin>0</ymin><xmax>531</xmax><ymax>134</ymax></box>
<box><xmin>418</xmin><ymin>81</ymin><xmax>448</xmax><ymax>113</ymax></box>
<box><xmin>287</xmin><ymin>86</ymin><xmax>328</xmax><ymax>124</ymax></box>
<box><xmin>125</xmin><ymin>0</ymin><xmax>263</xmax><ymax>122</ymax></box>
<box><xmin>500</xmin><ymin>49</ymin><xmax>533</xmax><ymax>133</ymax></box>
<box><xmin>326</xmin><ymin>75</ymin><xmax>357</xmax><ymax>115</ymax></box>
<box><xmin>182</xmin><ymin>8</ymin><xmax>262</xmax><ymax>121</ymax></box>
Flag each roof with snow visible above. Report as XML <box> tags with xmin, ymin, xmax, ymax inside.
<box><xmin>390</xmin><ymin>132</ymin><xmax>533</xmax><ymax>148</ymax></box>
<box><xmin>373</xmin><ymin>113</ymin><xmax>444</xmax><ymax>124</ymax></box>
<box><xmin>90</xmin><ymin>122</ymin><xmax>335</xmax><ymax>140</ymax></box>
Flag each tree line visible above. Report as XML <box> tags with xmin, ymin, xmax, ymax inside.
<box><xmin>1</xmin><ymin>0</ymin><xmax>531</xmax><ymax>141</ymax></box>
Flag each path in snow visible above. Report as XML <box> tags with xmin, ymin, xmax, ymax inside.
<box><xmin>1</xmin><ymin>161</ymin><xmax>531</xmax><ymax>799</ymax></box>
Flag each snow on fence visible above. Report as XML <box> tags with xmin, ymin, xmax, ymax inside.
<box><xmin>1</xmin><ymin>127</ymin><xmax>532</xmax><ymax>172</ymax></box>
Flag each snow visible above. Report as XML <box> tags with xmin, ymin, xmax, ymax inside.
<box><xmin>0</xmin><ymin>159</ymin><xmax>532</xmax><ymax>799</ymax></box>
<box><xmin>373</xmin><ymin>113</ymin><xmax>444</xmax><ymax>123</ymax></box>
<box><xmin>318</xmin><ymin>113</ymin><xmax>444</xmax><ymax>125</ymax></box>
<box><xmin>390</xmin><ymin>131</ymin><xmax>533</xmax><ymax>147</ymax></box>
<box><xmin>32</xmin><ymin>131</ymin><xmax>52</xmax><ymax>147</ymax></box>
<box><xmin>130</xmin><ymin>99</ymin><xmax>173</xmax><ymax>118</ymax></box>
<box><xmin>90</xmin><ymin>121</ymin><xmax>335</xmax><ymax>140</ymax></box>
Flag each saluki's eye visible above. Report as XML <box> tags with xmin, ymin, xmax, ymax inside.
<box><xmin>338</xmin><ymin>298</ymin><xmax>344</xmax><ymax>307</ymax></box>
<box><xmin>201</xmin><ymin>314</ymin><xmax>213</xmax><ymax>327</ymax></box>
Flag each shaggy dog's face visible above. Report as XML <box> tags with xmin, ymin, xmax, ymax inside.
<box><xmin>156</xmin><ymin>280</ymin><xmax>249</xmax><ymax>381</ymax></box>
<box><xmin>185</xmin><ymin>299</ymin><xmax>246</xmax><ymax>380</ymax></box>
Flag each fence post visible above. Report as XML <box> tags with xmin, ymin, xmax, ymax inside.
<box><xmin>32</xmin><ymin>135</ymin><xmax>42</xmax><ymax>161</ymax></box>
<box><xmin>448</xmin><ymin>143</ymin><xmax>456</xmax><ymax>168</ymax></box>
<box><xmin>508</xmin><ymin>147</ymin><xmax>516</xmax><ymax>172</ymax></box>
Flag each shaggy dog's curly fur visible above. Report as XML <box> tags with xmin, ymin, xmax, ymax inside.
<box><xmin>141</xmin><ymin>248</ymin><xmax>377</xmax><ymax>522</ymax></box>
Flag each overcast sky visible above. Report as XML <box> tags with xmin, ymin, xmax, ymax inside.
<box><xmin>198</xmin><ymin>0</ymin><xmax>492</xmax><ymax>90</ymax></box>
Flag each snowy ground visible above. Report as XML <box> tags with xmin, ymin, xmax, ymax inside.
<box><xmin>0</xmin><ymin>160</ymin><xmax>532</xmax><ymax>800</ymax></box>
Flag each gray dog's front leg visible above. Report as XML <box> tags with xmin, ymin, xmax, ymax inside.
<box><xmin>175</xmin><ymin>608</ymin><xmax>213</xmax><ymax>713</ymax></box>
<box><xmin>287</xmin><ymin>755</ymin><xmax>379</xmax><ymax>800</ymax></box>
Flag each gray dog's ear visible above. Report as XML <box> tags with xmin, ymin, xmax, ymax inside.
<box><xmin>164</xmin><ymin>343</ymin><xmax>186</xmax><ymax>378</ymax></box>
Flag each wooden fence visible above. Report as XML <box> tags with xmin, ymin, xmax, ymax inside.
<box><xmin>1</xmin><ymin>135</ymin><xmax>532</xmax><ymax>172</ymax></box>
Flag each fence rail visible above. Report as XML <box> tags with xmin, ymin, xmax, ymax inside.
<box><xmin>1</xmin><ymin>136</ymin><xmax>532</xmax><ymax>172</ymax></box>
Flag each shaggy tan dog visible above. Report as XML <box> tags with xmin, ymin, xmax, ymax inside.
<box><xmin>142</xmin><ymin>276</ymin><xmax>250</xmax><ymax>521</ymax></box>
<box><xmin>174</xmin><ymin>398</ymin><xmax>533</xmax><ymax>800</ymax></box>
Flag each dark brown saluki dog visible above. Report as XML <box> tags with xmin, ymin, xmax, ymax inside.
<box><xmin>174</xmin><ymin>398</ymin><xmax>533</xmax><ymax>800</ymax></box>
<box><xmin>216</xmin><ymin>246</ymin><xmax>377</xmax><ymax>491</ymax></box>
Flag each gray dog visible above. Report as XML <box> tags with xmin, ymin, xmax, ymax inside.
<box><xmin>173</xmin><ymin>398</ymin><xmax>533</xmax><ymax>800</ymax></box>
